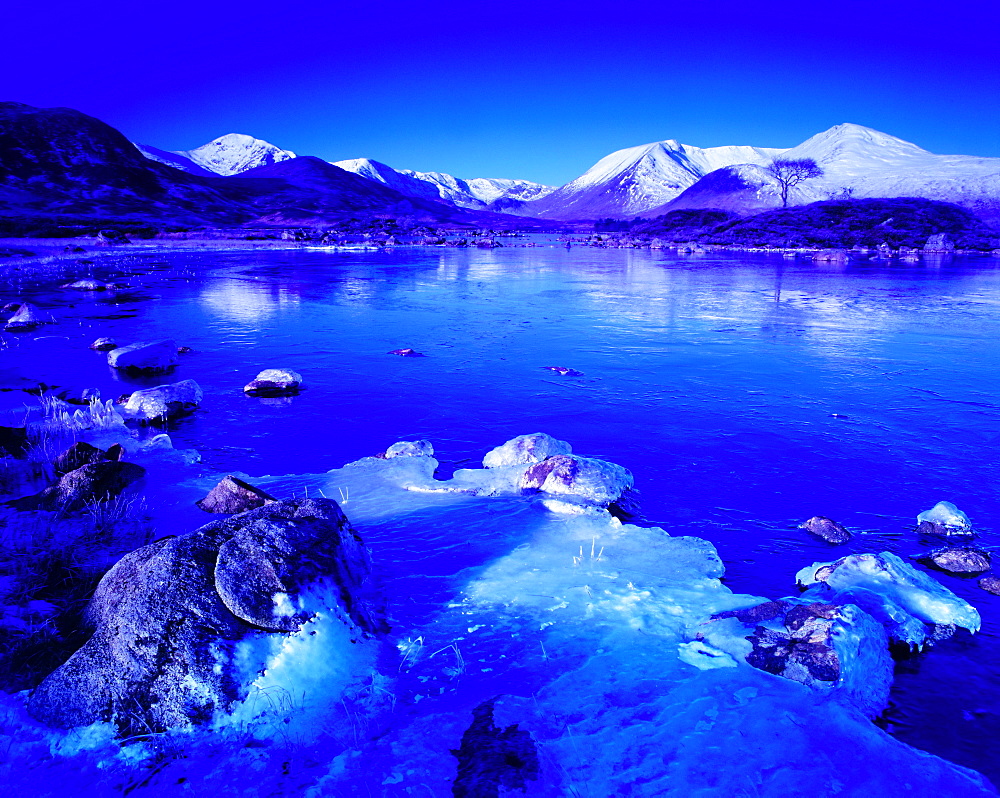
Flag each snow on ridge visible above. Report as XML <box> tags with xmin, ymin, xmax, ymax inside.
<box><xmin>181</xmin><ymin>133</ymin><xmax>297</xmax><ymax>176</ymax></box>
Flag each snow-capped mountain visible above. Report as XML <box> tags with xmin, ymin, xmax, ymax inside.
<box><xmin>522</xmin><ymin>140</ymin><xmax>787</xmax><ymax>219</ymax></box>
<box><xmin>648</xmin><ymin>123</ymin><xmax>1000</xmax><ymax>219</ymax></box>
<box><xmin>333</xmin><ymin>158</ymin><xmax>555</xmax><ymax>210</ymax></box>
<box><xmin>135</xmin><ymin>134</ymin><xmax>296</xmax><ymax>177</ymax></box>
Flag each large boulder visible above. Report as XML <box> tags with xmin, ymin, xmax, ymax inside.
<box><xmin>384</xmin><ymin>439</ymin><xmax>434</xmax><ymax>459</ymax></box>
<box><xmin>7</xmin><ymin>461</ymin><xmax>145</xmax><ymax>512</ymax></box>
<box><xmin>243</xmin><ymin>368</ymin><xmax>303</xmax><ymax>396</ymax></box>
<box><xmin>27</xmin><ymin>498</ymin><xmax>381</xmax><ymax>732</ymax></box>
<box><xmin>108</xmin><ymin>340</ymin><xmax>178</xmax><ymax>374</ymax></box>
<box><xmin>924</xmin><ymin>233</ymin><xmax>955</xmax><ymax>252</ymax></box>
<box><xmin>118</xmin><ymin>379</ymin><xmax>202</xmax><ymax>423</ymax></box>
<box><xmin>196</xmin><ymin>475</ymin><xmax>277</xmax><ymax>514</ymax></box>
<box><xmin>482</xmin><ymin>433</ymin><xmax>571</xmax><ymax>468</ymax></box>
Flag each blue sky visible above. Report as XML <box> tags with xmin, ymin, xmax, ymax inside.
<box><xmin>3</xmin><ymin>0</ymin><xmax>999</xmax><ymax>185</ymax></box>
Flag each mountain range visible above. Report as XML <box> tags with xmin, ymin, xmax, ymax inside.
<box><xmin>2</xmin><ymin>100</ymin><xmax>999</xmax><ymax>232</ymax></box>
<box><xmin>133</xmin><ymin>123</ymin><xmax>1000</xmax><ymax>223</ymax></box>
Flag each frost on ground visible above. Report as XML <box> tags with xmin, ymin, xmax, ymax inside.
<box><xmin>0</xmin><ymin>434</ymin><xmax>994</xmax><ymax>796</ymax></box>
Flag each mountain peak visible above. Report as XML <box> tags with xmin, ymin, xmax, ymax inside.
<box><xmin>180</xmin><ymin>134</ymin><xmax>296</xmax><ymax>176</ymax></box>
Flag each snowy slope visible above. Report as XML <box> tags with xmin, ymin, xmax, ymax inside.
<box><xmin>334</xmin><ymin>158</ymin><xmax>555</xmax><ymax>210</ymax></box>
<box><xmin>653</xmin><ymin>123</ymin><xmax>1000</xmax><ymax>218</ymax></box>
<box><xmin>136</xmin><ymin>134</ymin><xmax>297</xmax><ymax>176</ymax></box>
<box><xmin>525</xmin><ymin>140</ymin><xmax>787</xmax><ymax>219</ymax></box>
<box><xmin>784</xmin><ymin>123</ymin><xmax>1000</xmax><ymax>214</ymax></box>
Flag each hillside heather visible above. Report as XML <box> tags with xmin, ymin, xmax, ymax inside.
<box><xmin>631</xmin><ymin>198</ymin><xmax>1000</xmax><ymax>250</ymax></box>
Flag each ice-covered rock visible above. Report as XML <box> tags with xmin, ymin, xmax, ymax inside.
<box><xmin>7</xmin><ymin>461</ymin><xmax>145</xmax><ymax>512</ymax></box>
<box><xmin>4</xmin><ymin>302</ymin><xmax>48</xmax><ymax>331</ymax></box>
<box><xmin>917</xmin><ymin>500</ymin><xmax>971</xmax><ymax>535</ymax></box>
<box><xmin>89</xmin><ymin>337</ymin><xmax>116</xmax><ymax>351</ymax></box>
<box><xmin>922</xmin><ymin>547</ymin><xmax>991</xmax><ymax>575</ymax></box>
<box><xmin>384</xmin><ymin>440</ymin><xmax>434</xmax><ymax>459</ymax></box>
<box><xmin>796</xmin><ymin>551</ymin><xmax>980</xmax><ymax>647</ymax></box>
<box><xmin>700</xmin><ymin>599</ymin><xmax>893</xmax><ymax>717</ymax></box>
<box><xmin>27</xmin><ymin>498</ymin><xmax>380</xmax><ymax>732</ymax></box>
<box><xmin>519</xmin><ymin>454</ymin><xmax>633</xmax><ymax>506</ymax></box>
<box><xmin>799</xmin><ymin>515</ymin><xmax>851</xmax><ymax>543</ymax></box>
<box><xmin>107</xmin><ymin>339</ymin><xmax>178</xmax><ymax>374</ymax></box>
<box><xmin>196</xmin><ymin>475</ymin><xmax>277</xmax><ymax>514</ymax></box>
<box><xmin>243</xmin><ymin>368</ymin><xmax>302</xmax><ymax>396</ymax></box>
<box><xmin>482</xmin><ymin>433</ymin><xmax>572</xmax><ymax>468</ymax></box>
<box><xmin>119</xmin><ymin>379</ymin><xmax>202</xmax><ymax>423</ymax></box>
<box><xmin>61</xmin><ymin>279</ymin><xmax>108</xmax><ymax>290</ymax></box>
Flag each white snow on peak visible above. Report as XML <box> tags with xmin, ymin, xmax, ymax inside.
<box><xmin>541</xmin><ymin>139</ymin><xmax>788</xmax><ymax>217</ymax></box>
<box><xmin>170</xmin><ymin>134</ymin><xmax>296</xmax><ymax>176</ymax></box>
<box><xmin>334</xmin><ymin>158</ymin><xmax>555</xmax><ymax>209</ymax></box>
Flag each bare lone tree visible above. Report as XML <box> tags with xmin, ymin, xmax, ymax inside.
<box><xmin>767</xmin><ymin>158</ymin><xmax>824</xmax><ymax>207</ymax></box>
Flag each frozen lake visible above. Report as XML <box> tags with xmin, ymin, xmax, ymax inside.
<box><xmin>3</xmin><ymin>241</ymin><xmax>1000</xmax><ymax>790</ymax></box>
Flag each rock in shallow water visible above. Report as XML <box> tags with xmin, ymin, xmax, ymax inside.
<box><xmin>196</xmin><ymin>475</ymin><xmax>277</xmax><ymax>513</ymax></box>
<box><xmin>243</xmin><ymin>368</ymin><xmax>303</xmax><ymax>396</ymax></box>
<box><xmin>89</xmin><ymin>337</ymin><xmax>116</xmax><ymax>351</ymax></box>
<box><xmin>799</xmin><ymin>515</ymin><xmax>852</xmax><ymax>544</ymax></box>
<box><xmin>922</xmin><ymin>546</ymin><xmax>991</xmax><ymax>575</ymax></box>
<box><xmin>4</xmin><ymin>302</ymin><xmax>48</xmax><ymax>331</ymax></box>
<box><xmin>107</xmin><ymin>339</ymin><xmax>178</xmax><ymax>374</ymax></box>
<box><xmin>119</xmin><ymin>379</ymin><xmax>202</xmax><ymax>423</ymax></box>
<box><xmin>482</xmin><ymin>432</ymin><xmax>571</xmax><ymax>468</ymax></box>
<box><xmin>917</xmin><ymin>500</ymin><xmax>972</xmax><ymax>535</ymax></box>
<box><xmin>387</xmin><ymin>348</ymin><xmax>425</xmax><ymax>357</ymax></box>
<box><xmin>27</xmin><ymin>498</ymin><xmax>381</xmax><ymax>732</ymax></box>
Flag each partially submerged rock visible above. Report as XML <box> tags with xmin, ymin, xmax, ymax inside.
<box><xmin>4</xmin><ymin>302</ymin><xmax>48</xmax><ymax>331</ymax></box>
<box><xmin>28</xmin><ymin>498</ymin><xmax>380</xmax><ymax>731</ymax></box>
<box><xmin>119</xmin><ymin>379</ymin><xmax>202</xmax><ymax>423</ymax></box>
<box><xmin>89</xmin><ymin>337</ymin><xmax>117</xmax><ymax>351</ymax></box>
<box><xmin>108</xmin><ymin>340</ymin><xmax>178</xmax><ymax>374</ymax></box>
<box><xmin>979</xmin><ymin>575</ymin><xmax>1000</xmax><ymax>596</ymax></box>
<box><xmin>53</xmin><ymin>442</ymin><xmax>106</xmax><ymax>476</ymax></box>
<box><xmin>196</xmin><ymin>476</ymin><xmax>277</xmax><ymax>514</ymax></box>
<box><xmin>543</xmin><ymin>366</ymin><xmax>583</xmax><ymax>376</ymax></box>
<box><xmin>7</xmin><ymin>461</ymin><xmax>145</xmax><ymax>512</ymax></box>
<box><xmin>917</xmin><ymin>501</ymin><xmax>972</xmax><ymax>535</ymax></box>
<box><xmin>922</xmin><ymin>547</ymin><xmax>991</xmax><ymax>576</ymax></box>
<box><xmin>799</xmin><ymin>516</ymin><xmax>851</xmax><ymax>544</ymax></box>
<box><xmin>61</xmin><ymin>279</ymin><xmax>108</xmax><ymax>291</ymax></box>
<box><xmin>387</xmin><ymin>348</ymin><xmax>425</xmax><ymax>357</ymax></box>
<box><xmin>243</xmin><ymin>368</ymin><xmax>303</xmax><ymax>396</ymax></box>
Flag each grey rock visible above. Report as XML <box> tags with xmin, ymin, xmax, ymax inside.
<box><xmin>979</xmin><ymin>575</ymin><xmax>1000</xmax><ymax>595</ymax></box>
<box><xmin>90</xmin><ymin>337</ymin><xmax>117</xmax><ymax>351</ymax></box>
<box><xmin>108</xmin><ymin>340</ymin><xmax>178</xmax><ymax>374</ymax></box>
<box><xmin>923</xmin><ymin>547</ymin><xmax>991</xmax><ymax>575</ymax></box>
<box><xmin>387</xmin><ymin>348</ymin><xmax>425</xmax><ymax>357</ymax></box>
<box><xmin>8</xmin><ymin>461</ymin><xmax>145</xmax><ymax>512</ymax></box>
<box><xmin>53</xmin><ymin>442</ymin><xmax>106</xmax><ymax>476</ymax></box>
<box><xmin>519</xmin><ymin>454</ymin><xmax>633</xmax><ymax>505</ymax></box>
<box><xmin>243</xmin><ymin>368</ymin><xmax>303</xmax><ymax>396</ymax></box>
<box><xmin>196</xmin><ymin>476</ymin><xmax>277</xmax><ymax>514</ymax></box>
<box><xmin>483</xmin><ymin>433</ymin><xmax>572</xmax><ymax>468</ymax></box>
<box><xmin>924</xmin><ymin>233</ymin><xmax>955</xmax><ymax>252</ymax></box>
<box><xmin>799</xmin><ymin>516</ymin><xmax>852</xmax><ymax>544</ymax></box>
<box><xmin>27</xmin><ymin>498</ymin><xmax>380</xmax><ymax>732</ymax></box>
<box><xmin>4</xmin><ymin>302</ymin><xmax>48</xmax><ymax>331</ymax></box>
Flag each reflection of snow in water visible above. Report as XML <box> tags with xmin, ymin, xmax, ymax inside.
<box><xmin>200</xmin><ymin>279</ymin><xmax>300</xmax><ymax>322</ymax></box>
